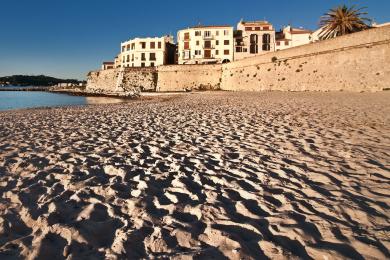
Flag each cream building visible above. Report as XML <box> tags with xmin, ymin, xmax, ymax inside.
<box><xmin>177</xmin><ymin>25</ymin><xmax>234</xmax><ymax>64</ymax></box>
<box><xmin>118</xmin><ymin>35</ymin><xmax>175</xmax><ymax>68</ymax></box>
<box><xmin>234</xmin><ymin>20</ymin><xmax>275</xmax><ymax>60</ymax></box>
<box><xmin>275</xmin><ymin>26</ymin><xmax>312</xmax><ymax>50</ymax></box>
<box><xmin>101</xmin><ymin>61</ymin><xmax>114</xmax><ymax>70</ymax></box>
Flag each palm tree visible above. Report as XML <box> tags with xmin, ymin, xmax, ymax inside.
<box><xmin>319</xmin><ymin>5</ymin><xmax>371</xmax><ymax>40</ymax></box>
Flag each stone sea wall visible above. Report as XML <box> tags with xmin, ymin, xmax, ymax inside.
<box><xmin>86</xmin><ymin>67</ymin><xmax>157</xmax><ymax>95</ymax></box>
<box><xmin>87</xmin><ymin>25</ymin><xmax>390</xmax><ymax>94</ymax></box>
<box><xmin>221</xmin><ymin>25</ymin><xmax>390</xmax><ymax>92</ymax></box>
<box><xmin>157</xmin><ymin>64</ymin><xmax>222</xmax><ymax>92</ymax></box>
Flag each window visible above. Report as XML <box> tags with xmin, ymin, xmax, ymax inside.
<box><xmin>183</xmin><ymin>50</ymin><xmax>190</xmax><ymax>59</ymax></box>
<box><xmin>245</xmin><ymin>27</ymin><xmax>252</xmax><ymax>31</ymax></box>
<box><xmin>276</xmin><ymin>41</ymin><xmax>281</xmax><ymax>46</ymax></box>
<box><xmin>262</xmin><ymin>34</ymin><xmax>271</xmax><ymax>51</ymax></box>
<box><xmin>150</xmin><ymin>62</ymin><xmax>155</xmax><ymax>67</ymax></box>
<box><xmin>204</xmin><ymin>40</ymin><xmax>211</xmax><ymax>48</ymax></box>
<box><xmin>224</xmin><ymin>30</ymin><xmax>229</xmax><ymax>35</ymax></box>
<box><xmin>195</xmin><ymin>31</ymin><xmax>201</xmax><ymax>36</ymax></box>
<box><xmin>158</xmin><ymin>42</ymin><xmax>162</xmax><ymax>49</ymax></box>
<box><xmin>141</xmin><ymin>63</ymin><xmax>145</xmax><ymax>67</ymax></box>
<box><xmin>196</xmin><ymin>41</ymin><xmax>200</xmax><ymax>46</ymax></box>
<box><xmin>150</xmin><ymin>53</ymin><xmax>156</xmax><ymax>61</ymax></box>
<box><xmin>122</xmin><ymin>46</ymin><xmax>125</xmax><ymax>52</ymax></box>
<box><xmin>184</xmin><ymin>32</ymin><xmax>190</xmax><ymax>40</ymax></box>
<box><xmin>184</xmin><ymin>41</ymin><xmax>190</xmax><ymax>49</ymax></box>
<box><xmin>204</xmin><ymin>31</ymin><xmax>211</xmax><ymax>38</ymax></box>
<box><xmin>141</xmin><ymin>42</ymin><xmax>146</xmax><ymax>49</ymax></box>
<box><xmin>195</xmin><ymin>50</ymin><xmax>201</xmax><ymax>55</ymax></box>
<box><xmin>235</xmin><ymin>47</ymin><xmax>242</xmax><ymax>52</ymax></box>
<box><xmin>216</xmin><ymin>40</ymin><xmax>219</xmax><ymax>45</ymax></box>
<box><xmin>150</xmin><ymin>42</ymin><xmax>155</xmax><ymax>49</ymax></box>
<box><xmin>141</xmin><ymin>53</ymin><xmax>146</xmax><ymax>61</ymax></box>
<box><xmin>224</xmin><ymin>40</ymin><xmax>230</xmax><ymax>45</ymax></box>
<box><xmin>126</xmin><ymin>45</ymin><xmax>130</xmax><ymax>51</ymax></box>
<box><xmin>126</xmin><ymin>55</ymin><xmax>130</xmax><ymax>62</ymax></box>
<box><xmin>250</xmin><ymin>34</ymin><xmax>259</xmax><ymax>54</ymax></box>
<box><xmin>285</xmin><ymin>41</ymin><xmax>289</xmax><ymax>46</ymax></box>
<box><xmin>131</xmin><ymin>43</ymin><xmax>135</xmax><ymax>50</ymax></box>
<box><xmin>250</xmin><ymin>34</ymin><xmax>258</xmax><ymax>43</ymax></box>
<box><xmin>263</xmin><ymin>26</ymin><xmax>270</xmax><ymax>30</ymax></box>
<box><xmin>216</xmin><ymin>30</ymin><xmax>219</xmax><ymax>36</ymax></box>
<box><xmin>131</xmin><ymin>54</ymin><xmax>134</xmax><ymax>61</ymax></box>
<box><xmin>216</xmin><ymin>50</ymin><xmax>219</xmax><ymax>55</ymax></box>
<box><xmin>224</xmin><ymin>50</ymin><xmax>229</xmax><ymax>55</ymax></box>
<box><xmin>255</xmin><ymin>27</ymin><xmax>260</xmax><ymax>31</ymax></box>
<box><xmin>132</xmin><ymin>63</ymin><xmax>134</xmax><ymax>67</ymax></box>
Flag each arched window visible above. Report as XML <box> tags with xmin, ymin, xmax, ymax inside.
<box><xmin>250</xmin><ymin>34</ymin><xmax>259</xmax><ymax>54</ymax></box>
<box><xmin>262</xmin><ymin>34</ymin><xmax>271</xmax><ymax>51</ymax></box>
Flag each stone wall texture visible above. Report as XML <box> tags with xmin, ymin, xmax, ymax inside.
<box><xmin>221</xmin><ymin>25</ymin><xmax>390</xmax><ymax>92</ymax></box>
<box><xmin>86</xmin><ymin>67</ymin><xmax>157</xmax><ymax>95</ymax></box>
<box><xmin>87</xmin><ymin>25</ymin><xmax>390</xmax><ymax>93</ymax></box>
<box><xmin>157</xmin><ymin>64</ymin><xmax>222</xmax><ymax>92</ymax></box>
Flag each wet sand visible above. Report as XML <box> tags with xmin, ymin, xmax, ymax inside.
<box><xmin>0</xmin><ymin>91</ymin><xmax>389</xmax><ymax>259</ymax></box>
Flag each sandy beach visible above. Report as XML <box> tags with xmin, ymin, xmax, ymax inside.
<box><xmin>0</xmin><ymin>91</ymin><xmax>389</xmax><ymax>259</ymax></box>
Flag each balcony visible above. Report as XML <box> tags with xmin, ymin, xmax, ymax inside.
<box><xmin>202</xmin><ymin>45</ymin><xmax>215</xmax><ymax>49</ymax></box>
<box><xmin>203</xmin><ymin>55</ymin><xmax>215</xmax><ymax>59</ymax></box>
<box><xmin>203</xmin><ymin>35</ymin><xmax>214</xmax><ymax>40</ymax></box>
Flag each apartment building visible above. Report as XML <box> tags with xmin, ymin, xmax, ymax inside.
<box><xmin>101</xmin><ymin>61</ymin><xmax>114</xmax><ymax>70</ymax></box>
<box><xmin>275</xmin><ymin>26</ymin><xmax>312</xmax><ymax>50</ymax></box>
<box><xmin>177</xmin><ymin>25</ymin><xmax>234</xmax><ymax>64</ymax></box>
<box><xmin>234</xmin><ymin>20</ymin><xmax>276</xmax><ymax>60</ymax></box>
<box><xmin>118</xmin><ymin>35</ymin><xmax>176</xmax><ymax>68</ymax></box>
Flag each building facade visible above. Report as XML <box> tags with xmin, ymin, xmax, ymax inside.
<box><xmin>234</xmin><ymin>20</ymin><xmax>276</xmax><ymax>60</ymax></box>
<box><xmin>177</xmin><ymin>25</ymin><xmax>234</xmax><ymax>64</ymax></box>
<box><xmin>101</xmin><ymin>61</ymin><xmax>114</xmax><ymax>70</ymax></box>
<box><xmin>118</xmin><ymin>36</ymin><xmax>175</xmax><ymax>68</ymax></box>
<box><xmin>275</xmin><ymin>26</ymin><xmax>312</xmax><ymax>51</ymax></box>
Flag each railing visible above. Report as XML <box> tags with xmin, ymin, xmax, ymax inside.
<box><xmin>203</xmin><ymin>35</ymin><xmax>214</xmax><ymax>40</ymax></box>
<box><xmin>203</xmin><ymin>55</ymin><xmax>215</xmax><ymax>59</ymax></box>
<box><xmin>202</xmin><ymin>45</ymin><xmax>215</xmax><ymax>49</ymax></box>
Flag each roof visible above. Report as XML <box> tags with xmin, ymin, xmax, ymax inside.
<box><xmin>189</xmin><ymin>25</ymin><xmax>232</xmax><ymax>29</ymax></box>
<box><xmin>103</xmin><ymin>61</ymin><xmax>114</xmax><ymax>64</ymax></box>
<box><xmin>290</xmin><ymin>28</ymin><xmax>312</xmax><ymax>34</ymax></box>
<box><xmin>240</xmin><ymin>20</ymin><xmax>272</xmax><ymax>26</ymax></box>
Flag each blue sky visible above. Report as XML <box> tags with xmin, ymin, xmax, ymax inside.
<box><xmin>0</xmin><ymin>0</ymin><xmax>389</xmax><ymax>80</ymax></box>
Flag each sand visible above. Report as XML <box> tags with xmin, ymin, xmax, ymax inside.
<box><xmin>0</xmin><ymin>91</ymin><xmax>389</xmax><ymax>259</ymax></box>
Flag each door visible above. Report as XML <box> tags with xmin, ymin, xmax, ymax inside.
<box><xmin>204</xmin><ymin>50</ymin><xmax>211</xmax><ymax>58</ymax></box>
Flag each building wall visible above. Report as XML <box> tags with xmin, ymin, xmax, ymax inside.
<box><xmin>221</xmin><ymin>25</ymin><xmax>390</xmax><ymax>92</ymax></box>
<box><xmin>87</xmin><ymin>26</ymin><xmax>390</xmax><ymax>94</ymax></box>
<box><xmin>177</xmin><ymin>26</ymin><xmax>234</xmax><ymax>64</ymax></box>
<box><xmin>235</xmin><ymin>21</ymin><xmax>276</xmax><ymax>60</ymax></box>
<box><xmin>120</xmin><ymin>36</ymin><xmax>173</xmax><ymax>68</ymax></box>
<box><xmin>157</xmin><ymin>64</ymin><xmax>222</xmax><ymax>92</ymax></box>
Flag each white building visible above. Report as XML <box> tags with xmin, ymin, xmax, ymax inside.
<box><xmin>118</xmin><ymin>35</ymin><xmax>175</xmax><ymax>68</ymax></box>
<box><xmin>101</xmin><ymin>61</ymin><xmax>114</xmax><ymax>70</ymax></box>
<box><xmin>177</xmin><ymin>25</ymin><xmax>234</xmax><ymax>64</ymax></box>
<box><xmin>275</xmin><ymin>26</ymin><xmax>312</xmax><ymax>51</ymax></box>
<box><xmin>234</xmin><ymin>20</ymin><xmax>275</xmax><ymax>60</ymax></box>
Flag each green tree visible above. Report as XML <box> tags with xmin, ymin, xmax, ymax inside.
<box><xmin>319</xmin><ymin>5</ymin><xmax>371</xmax><ymax>40</ymax></box>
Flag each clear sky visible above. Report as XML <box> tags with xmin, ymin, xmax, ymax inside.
<box><xmin>0</xmin><ymin>0</ymin><xmax>389</xmax><ymax>80</ymax></box>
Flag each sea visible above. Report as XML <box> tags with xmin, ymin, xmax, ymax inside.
<box><xmin>0</xmin><ymin>86</ymin><xmax>130</xmax><ymax>111</ymax></box>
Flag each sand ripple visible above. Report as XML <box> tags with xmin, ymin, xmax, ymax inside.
<box><xmin>0</xmin><ymin>92</ymin><xmax>389</xmax><ymax>259</ymax></box>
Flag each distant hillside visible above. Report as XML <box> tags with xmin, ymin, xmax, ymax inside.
<box><xmin>0</xmin><ymin>75</ymin><xmax>83</xmax><ymax>86</ymax></box>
